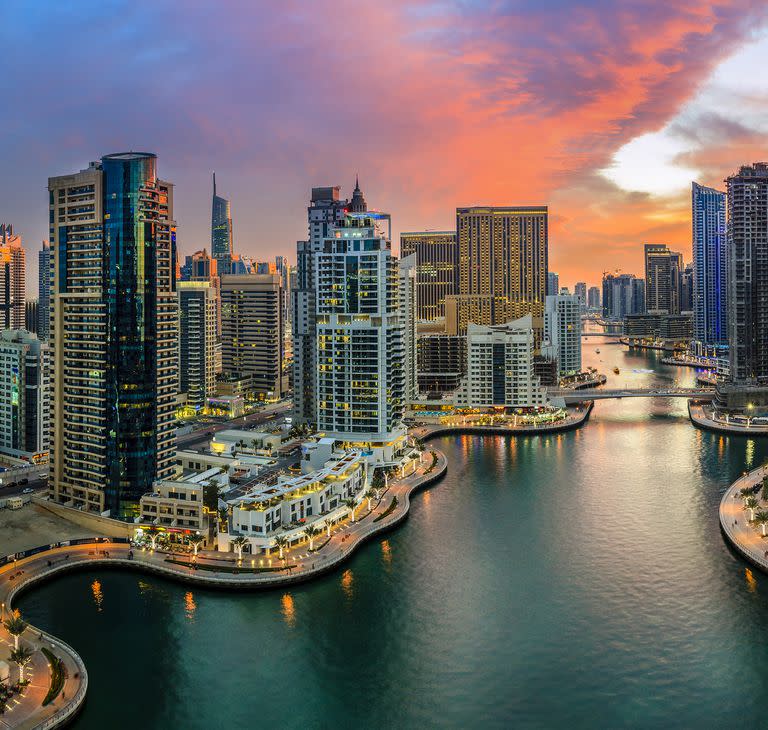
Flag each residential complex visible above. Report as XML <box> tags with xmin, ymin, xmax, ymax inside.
<box><xmin>47</xmin><ymin>152</ymin><xmax>177</xmax><ymax>518</ymax></box>
<box><xmin>644</xmin><ymin>244</ymin><xmax>683</xmax><ymax>315</ymax></box>
<box><xmin>543</xmin><ymin>293</ymin><xmax>582</xmax><ymax>376</ymax></box>
<box><xmin>178</xmin><ymin>281</ymin><xmax>217</xmax><ymax>409</ymax></box>
<box><xmin>0</xmin><ymin>223</ymin><xmax>26</xmax><ymax>330</ymax></box>
<box><xmin>602</xmin><ymin>273</ymin><xmax>644</xmax><ymax>320</ymax></box>
<box><xmin>38</xmin><ymin>240</ymin><xmax>51</xmax><ymax>340</ymax></box>
<box><xmin>587</xmin><ymin>286</ymin><xmax>600</xmax><ymax>310</ymax></box>
<box><xmin>399</xmin><ymin>230</ymin><xmax>457</xmax><ymax>321</ymax></box>
<box><xmin>547</xmin><ymin>271</ymin><xmax>559</xmax><ymax>296</ymax></box>
<box><xmin>416</xmin><ymin>334</ymin><xmax>466</xmax><ymax>395</ymax></box>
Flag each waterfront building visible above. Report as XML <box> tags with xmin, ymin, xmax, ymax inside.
<box><xmin>624</xmin><ymin>313</ymin><xmax>692</xmax><ymax>341</ymax></box>
<box><xmin>315</xmin><ymin>214</ymin><xmax>406</xmax><ymax>455</ymax></box>
<box><xmin>587</xmin><ymin>286</ymin><xmax>600</xmax><ymax>311</ymax></box>
<box><xmin>293</xmin><ymin>186</ymin><xmax>349</xmax><ymax>426</ymax></box>
<box><xmin>680</xmin><ymin>262</ymin><xmax>694</xmax><ymax>314</ymax></box>
<box><xmin>48</xmin><ymin>152</ymin><xmax>177</xmax><ymax>518</ymax></box>
<box><xmin>399</xmin><ymin>253</ymin><xmax>418</xmax><ymax>402</ymax></box>
<box><xmin>547</xmin><ymin>272</ymin><xmax>559</xmax><ymax>296</ymax></box>
<box><xmin>38</xmin><ymin>240</ymin><xmax>50</xmax><ymax>340</ymax></box>
<box><xmin>399</xmin><ymin>231</ymin><xmax>457</xmax><ymax>321</ymax></box>
<box><xmin>444</xmin><ymin>294</ymin><xmax>533</xmax><ymax>337</ymax></box>
<box><xmin>0</xmin><ymin>224</ymin><xmax>25</xmax><ymax>330</ymax></box>
<box><xmin>220</xmin><ymin>273</ymin><xmax>287</xmax><ymax>399</ymax></box>
<box><xmin>177</xmin><ymin>281</ymin><xmax>217</xmax><ymax>409</ymax></box>
<box><xmin>456</xmin><ymin>206</ymin><xmax>547</xmax><ymax>337</ymax></box>
<box><xmin>459</xmin><ymin>315</ymin><xmax>548</xmax><ymax>408</ymax></box>
<box><xmin>574</xmin><ymin>282</ymin><xmax>587</xmax><ymax>312</ymax></box>
<box><xmin>543</xmin><ymin>293</ymin><xmax>582</xmax><ymax>376</ymax></box>
<box><xmin>211</xmin><ymin>172</ymin><xmax>234</xmax><ymax>275</ymax></box>
<box><xmin>692</xmin><ymin>182</ymin><xmax>727</xmax><ymax>346</ymax></box>
<box><xmin>644</xmin><ymin>244</ymin><xmax>683</xmax><ymax>315</ymax></box>
<box><xmin>0</xmin><ymin>329</ymin><xmax>49</xmax><ymax>460</ymax></box>
<box><xmin>602</xmin><ymin>273</ymin><xmax>644</xmax><ymax>320</ymax></box>
<box><xmin>25</xmin><ymin>299</ymin><xmax>38</xmax><ymax>334</ymax></box>
<box><xmin>416</xmin><ymin>334</ymin><xmax>466</xmax><ymax>396</ymax></box>
<box><xmin>138</xmin><ymin>476</ymin><xmax>207</xmax><ymax>535</ymax></box>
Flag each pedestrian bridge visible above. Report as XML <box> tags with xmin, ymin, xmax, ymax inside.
<box><xmin>549</xmin><ymin>387</ymin><xmax>715</xmax><ymax>404</ymax></box>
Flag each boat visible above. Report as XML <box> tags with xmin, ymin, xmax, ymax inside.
<box><xmin>595</xmin><ymin>348</ymin><xmax>601</xmax><ymax>354</ymax></box>
<box><xmin>613</xmin><ymin>367</ymin><xmax>620</xmax><ymax>375</ymax></box>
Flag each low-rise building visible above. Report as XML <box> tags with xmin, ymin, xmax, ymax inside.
<box><xmin>138</xmin><ymin>478</ymin><xmax>207</xmax><ymax>534</ymax></box>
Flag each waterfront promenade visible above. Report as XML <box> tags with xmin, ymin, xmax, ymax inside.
<box><xmin>720</xmin><ymin>466</ymin><xmax>768</xmax><ymax>573</ymax></box>
<box><xmin>689</xmin><ymin>402</ymin><xmax>768</xmax><ymax>436</ymax></box>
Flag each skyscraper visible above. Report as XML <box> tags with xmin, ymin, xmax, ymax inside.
<box><xmin>692</xmin><ymin>182</ymin><xmax>727</xmax><ymax>345</ymax></box>
<box><xmin>547</xmin><ymin>272</ymin><xmax>559</xmax><ymax>296</ymax></box>
<box><xmin>727</xmin><ymin>163</ymin><xmax>768</xmax><ymax>383</ymax></box>
<box><xmin>400</xmin><ymin>231</ymin><xmax>457</xmax><ymax>321</ymax></box>
<box><xmin>0</xmin><ymin>224</ymin><xmax>26</xmax><ymax>329</ymax></box>
<box><xmin>25</xmin><ymin>299</ymin><xmax>38</xmax><ymax>334</ymax></box>
<box><xmin>644</xmin><ymin>244</ymin><xmax>683</xmax><ymax>315</ymax></box>
<box><xmin>680</xmin><ymin>262</ymin><xmax>694</xmax><ymax>313</ymax></box>
<box><xmin>544</xmin><ymin>293</ymin><xmax>582</xmax><ymax>376</ymax></box>
<box><xmin>602</xmin><ymin>273</ymin><xmax>644</xmax><ymax>319</ymax></box>
<box><xmin>574</xmin><ymin>282</ymin><xmax>587</xmax><ymax>312</ymax></box>
<box><xmin>221</xmin><ymin>274</ymin><xmax>287</xmax><ymax>399</ymax></box>
<box><xmin>587</xmin><ymin>286</ymin><xmax>600</xmax><ymax>310</ymax></box>
<box><xmin>48</xmin><ymin>153</ymin><xmax>177</xmax><ymax>518</ymax></box>
<box><xmin>211</xmin><ymin>172</ymin><xmax>234</xmax><ymax>275</ymax></box>
<box><xmin>38</xmin><ymin>240</ymin><xmax>51</xmax><ymax>340</ymax></box>
<box><xmin>178</xmin><ymin>281</ymin><xmax>217</xmax><ymax>409</ymax></box>
<box><xmin>399</xmin><ymin>253</ymin><xmax>418</xmax><ymax>402</ymax></box>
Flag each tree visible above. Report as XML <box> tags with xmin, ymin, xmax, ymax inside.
<box><xmin>741</xmin><ymin>487</ymin><xmax>754</xmax><ymax>503</ymax></box>
<box><xmin>231</xmin><ymin>535</ymin><xmax>249</xmax><ymax>561</ymax></box>
<box><xmin>344</xmin><ymin>498</ymin><xmax>357</xmax><ymax>523</ymax></box>
<box><xmin>145</xmin><ymin>527</ymin><xmax>160</xmax><ymax>550</ymax></box>
<box><xmin>3</xmin><ymin>614</ymin><xmax>26</xmax><ymax>650</ymax></box>
<box><xmin>274</xmin><ymin>535</ymin><xmax>289</xmax><ymax>560</ymax></box>
<box><xmin>188</xmin><ymin>534</ymin><xmax>205</xmax><ymax>556</ymax></box>
<box><xmin>203</xmin><ymin>478</ymin><xmax>220</xmax><ymax>512</ymax></box>
<box><xmin>364</xmin><ymin>490</ymin><xmax>375</xmax><ymax>511</ymax></box>
<box><xmin>10</xmin><ymin>646</ymin><xmax>32</xmax><ymax>683</ymax></box>
<box><xmin>762</xmin><ymin>476</ymin><xmax>768</xmax><ymax>502</ymax></box>
<box><xmin>372</xmin><ymin>470</ymin><xmax>385</xmax><ymax>491</ymax></box>
<box><xmin>746</xmin><ymin>497</ymin><xmax>759</xmax><ymax>521</ymax></box>
<box><xmin>303</xmin><ymin>525</ymin><xmax>321</xmax><ymax>551</ymax></box>
<box><xmin>754</xmin><ymin>510</ymin><xmax>768</xmax><ymax>536</ymax></box>
<box><xmin>252</xmin><ymin>439</ymin><xmax>260</xmax><ymax>453</ymax></box>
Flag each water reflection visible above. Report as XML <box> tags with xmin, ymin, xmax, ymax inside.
<box><xmin>746</xmin><ymin>568</ymin><xmax>758</xmax><ymax>593</ymax></box>
<box><xmin>341</xmin><ymin>569</ymin><xmax>354</xmax><ymax>599</ymax></box>
<box><xmin>381</xmin><ymin>540</ymin><xmax>392</xmax><ymax>569</ymax></box>
<box><xmin>184</xmin><ymin>591</ymin><xmax>196</xmax><ymax>621</ymax></box>
<box><xmin>281</xmin><ymin>593</ymin><xmax>296</xmax><ymax>628</ymax></box>
<box><xmin>91</xmin><ymin>579</ymin><xmax>103</xmax><ymax>612</ymax></box>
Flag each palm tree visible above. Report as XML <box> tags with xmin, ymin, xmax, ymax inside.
<box><xmin>188</xmin><ymin>534</ymin><xmax>205</xmax><ymax>556</ymax></box>
<box><xmin>364</xmin><ymin>489</ymin><xmax>375</xmax><ymax>511</ymax></box>
<box><xmin>145</xmin><ymin>527</ymin><xmax>160</xmax><ymax>550</ymax></box>
<box><xmin>10</xmin><ymin>646</ymin><xmax>33</xmax><ymax>683</ymax></box>
<box><xmin>344</xmin><ymin>498</ymin><xmax>357</xmax><ymax>523</ymax></box>
<box><xmin>754</xmin><ymin>510</ymin><xmax>768</xmax><ymax>536</ymax></box>
<box><xmin>3</xmin><ymin>614</ymin><xmax>26</xmax><ymax>650</ymax></box>
<box><xmin>273</xmin><ymin>535</ymin><xmax>289</xmax><ymax>559</ymax></box>
<box><xmin>303</xmin><ymin>525</ymin><xmax>321</xmax><ymax>551</ymax></box>
<box><xmin>746</xmin><ymin>497</ymin><xmax>759</xmax><ymax>521</ymax></box>
<box><xmin>231</xmin><ymin>535</ymin><xmax>249</xmax><ymax>561</ymax></box>
<box><xmin>741</xmin><ymin>487</ymin><xmax>754</xmax><ymax>503</ymax></box>
<box><xmin>252</xmin><ymin>439</ymin><xmax>260</xmax><ymax>453</ymax></box>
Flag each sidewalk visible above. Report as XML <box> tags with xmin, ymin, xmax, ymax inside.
<box><xmin>720</xmin><ymin>466</ymin><xmax>768</xmax><ymax>573</ymax></box>
<box><xmin>689</xmin><ymin>402</ymin><xmax>768</xmax><ymax>436</ymax></box>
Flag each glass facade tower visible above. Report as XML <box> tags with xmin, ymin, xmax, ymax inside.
<box><xmin>211</xmin><ymin>172</ymin><xmax>233</xmax><ymax>275</ymax></box>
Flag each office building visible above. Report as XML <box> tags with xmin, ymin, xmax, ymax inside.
<box><xmin>680</xmin><ymin>262</ymin><xmax>694</xmax><ymax>313</ymax></box>
<box><xmin>602</xmin><ymin>273</ymin><xmax>644</xmax><ymax>320</ymax></box>
<box><xmin>692</xmin><ymin>182</ymin><xmax>727</xmax><ymax>346</ymax></box>
<box><xmin>547</xmin><ymin>272</ymin><xmax>559</xmax><ymax>296</ymax></box>
<box><xmin>543</xmin><ymin>293</ymin><xmax>582</xmax><ymax>376</ymax></box>
<box><xmin>221</xmin><ymin>273</ymin><xmax>287</xmax><ymax>399</ymax></box>
<box><xmin>38</xmin><ymin>240</ymin><xmax>51</xmax><ymax>340</ymax></box>
<box><xmin>459</xmin><ymin>315</ymin><xmax>547</xmax><ymax>408</ymax></box>
<box><xmin>0</xmin><ymin>224</ymin><xmax>25</xmax><ymax>330</ymax></box>
<box><xmin>399</xmin><ymin>253</ymin><xmax>418</xmax><ymax>402</ymax></box>
<box><xmin>293</xmin><ymin>186</ymin><xmax>349</xmax><ymax>426</ymax></box>
<box><xmin>587</xmin><ymin>286</ymin><xmax>600</xmax><ymax>310</ymax></box>
<box><xmin>727</xmin><ymin>163</ymin><xmax>768</xmax><ymax>384</ymax></box>
<box><xmin>0</xmin><ymin>330</ymin><xmax>49</xmax><ymax>459</ymax></box>
<box><xmin>178</xmin><ymin>281</ymin><xmax>217</xmax><ymax>409</ymax></box>
<box><xmin>48</xmin><ymin>152</ymin><xmax>177</xmax><ymax>518</ymax></box>
<box><xmin>315</xmin><ymin>214</ymin><xmax>406</xmax><ymax>450</ymax></box>
<box><xmin>456</xmin><ymin>206</ymin><xmax>547</xmax><ymax>337</ymax></box>
<box><xmin>416</xmin><ymin>334</ymin><xmax>466</xmax><ymax>395</ymax></box>
<box><xmin>211</xmin><ymin>172</ymin><xmax>234</xmax><ymax>275</ymax></box>
<box><xmin>400</xmin><ymin>231</ymin><xmax>457</xmax><ymax>321</ymax></box>
<box><xmin>574</xmin><ymin>282</ymin><xmax>587</xmax><ymax>312</ymax></box>
<box><xmin>644</xmin><ymin>244</ymin><xmax>683</xmax><ymax>315</ymax></box>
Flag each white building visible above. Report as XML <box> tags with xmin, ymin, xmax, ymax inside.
<box><xmin>459</xmin><ymin>315</ymin><xmax>548</xmax><ymax>408</ymax></box>
<box><xmin>177</xmin><ymin>281</ymin><xmax>217</xmax><ymax>409</ymax></box>
<box><xmin>0</xmin><ymin>329</ymin><xmax>49</xmax><ymax>460</ymax></box>
<box><xmin>399</xmin><ymin>253</ymin><xmax>418</xmax><ymax>403</ymax></box>
<box><xmin>138</xmin><ymin>477</ymin><xmax>208</xmax><ymax>534</ymax></box>
<box><xmin>543</xmin><ymin>293</ymin><xmax>582</xmax><ymax>376</ymax></box>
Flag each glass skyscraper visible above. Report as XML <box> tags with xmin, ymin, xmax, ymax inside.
<box><xmin>692</xmin><ymin>181</ymin><xmax>727</xmax><ymax>346</ymax></box>
<box><xmin>211</xmin><ymin>172</ymin><xmax>233</xmax><ymax>275</ymax></box>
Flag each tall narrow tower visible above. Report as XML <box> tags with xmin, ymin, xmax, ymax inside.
<box><xmin>211</xmin><ymin>172</ymin><xmax>234</xmax><ymax>275</ymax></box>
<box><xmin>0</xmin><ymin>224</ymin><xmax>26</xmax><ymax>330</ymax></box>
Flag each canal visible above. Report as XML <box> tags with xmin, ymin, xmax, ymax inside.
<box><xmin>18</xmin><ymin>338</ymin><xmax>768</xmax><ymax>728</ymax></box>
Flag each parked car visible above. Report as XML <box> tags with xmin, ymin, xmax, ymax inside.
<box><xmin>21</xmin><ymin>487</ymin><xmax>34</xmax><ymax>494</ymax></box>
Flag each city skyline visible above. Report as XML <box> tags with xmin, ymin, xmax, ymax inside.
<box><xmin>3</xmin><ymin>3</ymin><xmax>768</xmax><ymax>292</ymax></box>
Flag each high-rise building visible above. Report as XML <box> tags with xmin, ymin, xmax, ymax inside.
<box><xmin>692</xmin><ymin>182</ymin><xmax>727</xmax><ymax>345</ymax></box>
<box><xmin>221</xmin><ymin>273</ymin><xmax>287</xmax><ymax>399</ymax></box>
<box><xmin>602</xmin><ymin>273</ymin><xmax>644</xmax><ymax>320</ymax></box>
<box><xmin>459</xmin><ymin>315</ymin><xmax>547</xmax><ymax>408</ymax></box>
<box><xmin>644</xmin><ymin>244</ymin><xmax>683</xmax><ymax>315</ymax></box>
<box><xmin>38</xmin><ymin>240</ymin><xmax>51</xmax><ymax>340</ymax></box>
<box><xmin>0</xmin><ymin>224</ymin><xmax>26</xmax><ymax>330</ymax></box>
<box><xmin>0</xmin><ymin>330</ymin><xmax>49</xmax><ymax>459</ymax></box>
<box><xmin>416</xmin><ymin>334</ymin><xmax>466</xmax><ymax>395</ymax></box>
<box><xmin>727</xmin><ymin>163</ymin><xmax>768</xmax><ymax>383</ymax></box>
<box><xmin>680</xmin><ymin>262</ymin><xmax>694</xmax><ymax>313</ymax></box>
<box><xmin>547</xmin><ymin>272</ymin><xmax>559</xmax><ymax>296</ymax></box>
<box><xmin>178</xmin><ymin>281</ymin><xmax>217</xmax><ymax>409</ymax></box>
<box><xmin>292</xmin><ymin>186</ymin><xmax>349</xmax><ymax>426</ymax></box>
<box><xmin>25</xmin><ymin>299</ymin><xmax>38</xmax><ymax>334</ymax></box>
<box><xmin>315</xmin><ymin>214</ymin><xmax>406</xmax><ymax>448</ymax></box>
<box><xmin>48</xmin><ymin>153</ymin><xmax>177</xmax><ymax>518</ymax></box>
<box><xmin>587</xmin><ymin>286</ymin><xmax>600</xmax><ymax>310</ymax></box>
<box><xmin>211</xmin><ymin>172</ymin><xmax>234</xmax><ymax>275</ymax></box>
<box><xmin>543</xmin><ymin>293</ymin><xmax>582</xmax><ymax>376</ymax></box>
<box><xmin>574</xmin><ymin>282</ymin><xmax>587</xmax><ymax>312</ymax></box>
<box><xmin>456</xmin><ymin>206</ymin><xmax>548</xmax><ymax>332</ymax></box>
<box><xmin>399</xmin><ymin>253</ymin><xmax>418</xmax><ymax>402</ymax></box>
<box><xmin>181</xmin><ymin>248</ymin><xmax>221</xmax><ymax>341</ymax></box>
<box><xmin>399</xmin><ymin>231</ymin><xmax>457</xmax><ymax>321</ymax></box>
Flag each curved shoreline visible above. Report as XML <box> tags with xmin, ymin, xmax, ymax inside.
<box><xmin>719</xmin><ymin>466</ymin><xmax>768</xmax><ymax>574</ymax></box>
<box><xmin>689</xmin><ymin>401</ymin><xmax>768</xmax><ymax>437</ymax></box>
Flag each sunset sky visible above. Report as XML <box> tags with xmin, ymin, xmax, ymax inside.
<box><xmin>2</xmin><ymin>1</ymin><xmax>768</xmax><ymax>291</ymax></box>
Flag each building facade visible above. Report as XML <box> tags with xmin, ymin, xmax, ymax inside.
<box><xmin>0</xmin><ymin>330</ymin><xmax>49</xmax><ymax>459</ymax></box>
<box><xmin>178</xmin><ymin>281</ymin><xmax>217</xmax><ymax>409</ymax></box>
<box><xmin>399</xmin><ymin>253</ymin><xmax>418</xmax><ymax>402</ymax></box>
<box><xmin>644</xmin><ymin>244</ymin><xmax>683</xmax><ymax>315</ymax></box>
<box><xmin>587</xmin><ymin>286</ymin><xmax>600</xmax><ymax>310</ymax></box>
<box><xmin>692</xmin><ymin>181</ymin><xmax>727</xmax><ymax>346</ymax></box>
<box><xmin>399</xmin><ymin>231</ymin><xmax>457</xmax><ymax>321</ymax></box>
<box><xmin>574</xmin><ymin>282</ymin><xmax>587</xmax><ymax>312</ymax></box>
<box><xmin>416</xmin><ymin>334</ymin><xmax>466</xmax><ymax>395</ymax></box>
<box><xmin>38</xmin><ymin>240</ymin><xmax>51</xmax><ymax>341</ymax></box>
<box><xmin>221</xmin><ymin>273</ymin><xmax>287</xmax><ymax>399</ymax></box>
<box><xmin>211</xmin><ymin>172</ymin><xmax>233</xmax><ymax>275</ymax></box>
<box><xmin>48</xmin><ymin>152</ymin><xmax>177</xmax><ymax>518</ymax></box>
<box><xmin>543</xmin><ymin>293</ymin><xmax>582</xmax><ymax>376</ymax></box>
<box><xmin>0</xmin><ymin>224</ymin><xmax>25</xmax><ymax>330</ymax></box>
<box><xmin>547</xmin><ymin>272</ymin><xmax>559</xmax><ymax>296</ymax></box>
<box><xmin>602</xmin><ymin>273</ymin><xmax>645</xmax><ymax>320</ymax></box>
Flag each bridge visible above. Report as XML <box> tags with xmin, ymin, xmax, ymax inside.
<box><xmin>548</xmin><ymin>387</ymin><xmax>715</xmax><ymax>404</ymax></box>
<box><xmin>581</xmin><ymin>331</ymin><xmax>625</xmax><ymax>337</ymax></box>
